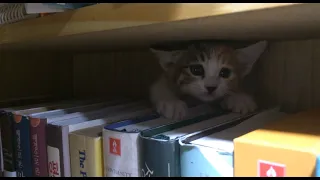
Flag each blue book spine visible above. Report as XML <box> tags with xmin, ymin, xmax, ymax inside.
<box><xmin>316</xmin><ymin>155</ymin><xmax>320</xmax><ymax>177</ymax></box>
<box><xmin>13</xmin><ymin>115</ymin><xmax>33</xmax><ymax>177</ymax></box>
<box><xmin>180</xmin><ymin>145</ymin><xmax>233</xmax><ymax>177</ymax></box>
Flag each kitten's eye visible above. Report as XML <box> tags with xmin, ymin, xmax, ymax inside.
<box><xmin>189</xmin><ymin>64</ymin><xmax>204</xmax><ymax>76</ymax></box>
<box><xmin>219</xmin><ymin>67</ymin><xmax>232</xmax><ymax>78</ymax></box>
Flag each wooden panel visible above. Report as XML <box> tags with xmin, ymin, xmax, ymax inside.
<box><xmin>4</xmin><ymin>4</ymin><xmax>320</xmax><ymax>51</ymax></box>
<box><xmin>0</xmin><ymin>51</ymin><xmax>73</xmax><ymax>101</ymax></box>
<box><xmin>0</xmin><ymin>3</ymin><xmax>296</xmax><ymax>45</ymax></box>
<box><xmin>72</xmin><ymin>50</ymin><xmax>161</xmax><ymax>99</ymax></box>
<box><xmin>255</xmin><ymin>39</ymin><xmax>320</xmax><ymax>112</ymax></box>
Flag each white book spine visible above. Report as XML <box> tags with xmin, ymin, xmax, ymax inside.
<box><xmin>103</xmin><ymin>104</ymin><xmax>214</xmax><ymax>177</ymax></box>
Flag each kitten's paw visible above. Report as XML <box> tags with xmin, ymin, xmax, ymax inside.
<box><xmin>222</xmin><ymin>93</ymin><xmax>257</xmax><ymax>114</ymax></box>
<box><xmin>156</xmin><ymin>100</ymin><xmax>188</xmax><ymax>120</ymax></box>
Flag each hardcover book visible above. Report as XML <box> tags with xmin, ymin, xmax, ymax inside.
<box><xmin>46</xmin><ymin>101</ymin><xmax>148</xmax><ymax>177</ymax></box>
<box><xmin>234</xmin><ymin>108</ymin><xmax>320</xmax><ymax>177</ymax></box>
<box><xmin>138</xmin><ymin>108</ymin><xmax>246</xmax><ymax>177</ymax></box>
<box><xmin>0</xmin><ymin>97</ymin><xmax>114</xmax><ymax>177</ymax></box>
<box><xmin>28</xmin><ymin>99</ymin><xmax>126</xmax><ymax>177</ymax></box>
<box><xmin>179</xmin><ymin>108</ymin><xmax>285</xmax><ymax>177</ymax></box>
<box><xmin>0</xmin><ymin>101</ymin><xmax>64</xmax><ymax>177</ymax></box>
<box><xmin>12</xmin><ymin>100</ymin><xmax>99</xmax><ymax>177</ymax></box>
<box><xmin>10</xmin><ymin>98</ymin><xmax>111</xmax><ymax>177</ymax></box>
<box><xmin>69</xmin><ymin>107</ymin><xmax>151</xmax><ymax>177</ymax></box>
<box><xmin>103</xmin><ymin>104</ymin><xmax>216</xmax><ymax>177</ymax></box>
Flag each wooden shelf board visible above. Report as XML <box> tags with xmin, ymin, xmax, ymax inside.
<box><xmin>0</xmin><ymin>3</ymin><xmax>319</xmax><ymax>51</ymax></box>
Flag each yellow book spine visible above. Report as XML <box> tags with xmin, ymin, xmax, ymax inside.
<box><xmin>87</xmin><ymin>137</ymin><xmax>103</xmax><ymax>177</ymax></box>
<box><xmin>69</xmin><ymin>134</ymin><xmax>104</xmax><ymax>177</ymax></box>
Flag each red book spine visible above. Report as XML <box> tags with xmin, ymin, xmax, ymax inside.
<box><xmin>30</xmin><ymin>117</ymin><xmax>48</xmax><ymax>177</ymax></box>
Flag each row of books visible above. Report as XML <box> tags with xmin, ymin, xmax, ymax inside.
<box><xmin>0</xmin><ymin>3</ymin><xmax>97</xmax><ymax>25</ymax></box>
<box><xmin>1</xmin><ymin>97</ymin><xmax>320</xmax><ymax>177</ymax></box>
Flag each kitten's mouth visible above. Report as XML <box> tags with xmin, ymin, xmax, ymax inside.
<box><xmin>195</xmin><ymin>93</ymin><xmax>220</xmax><ymax>102</ymax></box>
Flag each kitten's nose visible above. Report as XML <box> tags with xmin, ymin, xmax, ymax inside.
<box><xmin>206</xmin><ymin>86</ymin><xmax>217</xmax><ymax>94</ymax></box>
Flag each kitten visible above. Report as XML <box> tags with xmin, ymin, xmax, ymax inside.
<box><xmin>149</xmin><ymin>41</ymin><xmax>268</xmax><ymax>120</ymax></box>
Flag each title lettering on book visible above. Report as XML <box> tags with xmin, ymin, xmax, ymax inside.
<box><xmin>3</xmin><ymin>148</ymin><xmax>14</xmax><ymax>168</ymax></box>
<box><xmin>47</xmin><ymin>146</ymin><xmax>61</xmax><ymax>177</ymax></box>
<box><xmin>48</xmin><ymin>161</ymin><xmax>60</xmax><ymax>177</ymax></box>
<box><xmin>141</xmin><ymin>162</ymin><xmax>154</xmax><ymax>177</ymax></box>
<box><xmin>107</xmin><ymin>167</ymin><xmax>132</xmax><ymax>177</ymax></box>
<box><xmin>109</xmin><ymin>137</ymin><xmax>121</xmax><ymax>156</ymax></box>
<box><xmin>79</xmin><ymin>150</ymin><xmax>87</xmax><ymax>177</ymax></box>
<box><xmin>16</xmin><ymin>130</ymin><xmax>24</xmax><ymax>177</ymax></box>
<box><xmin>31</xmin><ymin>134</ymin><xmax>40</xmax><ymax>176</ymax></box>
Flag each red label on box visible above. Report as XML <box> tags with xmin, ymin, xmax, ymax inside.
<box><xmin>109</xmin><ymin>137</ymin><xmax>121</xmax><ymax>156</ymax></box>
<box><xmin>258</xmin><ymin>160</ymin><xmax>286</xmax><ymax>177</ymax></box>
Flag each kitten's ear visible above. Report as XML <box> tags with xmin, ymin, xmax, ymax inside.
<box><xmin>150</xmin><ymin>48</ymin><xmax>184</xmax><ymax>71</ymax></box>
<box><xmin>235</xmin><ymin>41</ymin><xmax>268</xmax><ymax>77</ymax></box>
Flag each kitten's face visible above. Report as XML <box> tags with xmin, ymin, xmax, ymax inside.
<box><xmin>152</xmin><ymin>41</ymin><xmax>267</xmax><ymax>102</ymax></box>
<box><xmin>176</xmin><ymin>45</ymin><xmax>239</xmax><ymax>102</ymax></box>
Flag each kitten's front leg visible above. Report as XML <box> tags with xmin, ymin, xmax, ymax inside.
<box><xmin>221</xmin><ymin>92</ymin><xmax>257</xmax><ymax>114</ymax></box>
<box><xmin>150</xmin><ymin>76</ymin><xmax>188</xmax><ymax>120</ymax></box>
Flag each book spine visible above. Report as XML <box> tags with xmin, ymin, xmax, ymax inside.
<box><xmin>139</xmin><ymin>138</ymin><xmax>180</xmax><ymax>177</ymax></box>
<box><xmin>43</xmin><ymin>3</ymin><xmax>96</xmax><ymax>9</ymax></box>
<box><xmin>30</xmin><ymin>117</ymin><xmax>48</xmax><ymax>177</ymax></box>
<box><xmin>104</xmin><ymin>132</ymin><xmax>138</xmax><ymax>177</ymax></box>
<box><xmin>180</xmin><ymin>144</ymin><xmax>206</xmax><ymax>177</ymax></box>
<box><xmin>13</xmin><ymin>114</ymin><xmax>33</xmax><ymax>177</ymax></box>
<box><xmin>103</xmin><ymin>113</ymin><xmax>161</xmax><ymax>177</ymax></box>
<box><xmin>69</xmin><ymin>134</ymin><xmax>86</xmax><ymax>177</ymax></box>
<box><xmin>47</xmin><ymin>124</ymin><xmax>71</xmax><ymax>177</ymax></box>
<box><xmin>69</xmin><ymin>134</ymin><xmax>103</xmax><ymax>177</ymax></box>
<box><xmin>91</xmin><ymin>138</ymin><xmax>103</xmax><ymax>176</ymax></box>
<box><xmin>0</xmin><ymin>112</ymin><xmax>16</xmax><ymax>177</ymax></box>
<box><xmin>0</xmin><ymin>119</ymin><xmax>3</xmax><ymax>175</ymax></box>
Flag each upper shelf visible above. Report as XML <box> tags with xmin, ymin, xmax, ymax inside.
<box><xmin>0</xmin><ymin>3</ymin><xmax>319</xmax><ymax>51</ymax></box>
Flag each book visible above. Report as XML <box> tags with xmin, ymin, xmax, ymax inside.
<box><xmin>138</xmin><ymin>109</ymin><xmax>248</xmax><ymax>177</ymax></box>
<box><xmin>0</xmin><ymin>100</ymin><xmax>63</xmax><ymax>177</ymax></box>
<box><xmin>43</xmin><ymin>3</ymin><xmax>97</xmax><ymax>9</ymax></box>
<box><xmin>0</xmin><ymin>97</ymin><xmax>107</xmax><ymax>177</ymax></box>
<box><xmin>13</xmin><ymin>100</ymin><xmax>101</xmax><ymax>177</ymax></box>
<box><xmin>11</xmin><ymin>98</ymin><xmax>112</xmax><ymax>177</ymax></box>
<box><xmin>28</xmin><ymin>99</ymin><xmax>127</xmax><ymax>177</ymax></box>
<box><xmin>179</xmin><ymin>108</ymin><xmax>285</xmax><ymax>177</ymax></box>
<box><xmin>103</xmin><ymin>104</ymin><xmax>216</xmax><ymax>177</ymax></box>
<box><xmin>0</xmin><ymin>3</ymin><xmax>39</xmax><ymax>25</ymax></box>
<box><xmin>69</xmin><ymin>107</ymin><xmax>152</xmax><ymax>177</ymax></box>
<box><xmin>46</xmin><ymin>101</ymin><xmax>148</xmax><ymax>177</ymax></box>
<box><xmin>24</xmin><ymin>3</ymin><xmax>65</xmax><ymax>14</ymax></box>
<box><xmin>0</xmin><ymin>128</ymin><xmax>3</xmax><ymax>176</ymax></box>
<box><xmin>234</xmin><ymin>108</ymin><xmax>320</xmax><ymax>177</ymax></box>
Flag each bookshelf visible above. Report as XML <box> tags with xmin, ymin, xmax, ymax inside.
<box><xmin>1</xmin><ymin>3</ymin><xmax>319</xmax><ymax>51</ymax></box>
<box><xmin>1</xmin><ymin>3</ymin><xmax>320</xmax><ymax>178</ymax></box>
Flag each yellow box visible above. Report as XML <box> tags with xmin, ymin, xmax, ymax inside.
<box><xmin>234</xmin><ymin>108</ymin><xmax>320</xmax><ymax>177</ymax></box>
